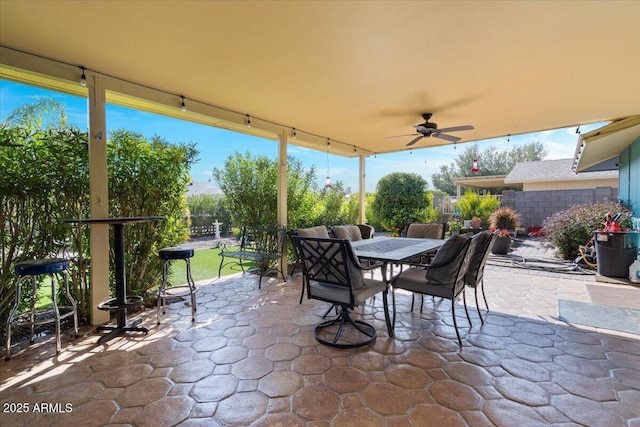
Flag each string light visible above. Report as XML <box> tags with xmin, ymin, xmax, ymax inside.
<box><xmin>325</xmin><ymin>139</ymin><xmax>332</xmax><ymax>188</ymax></box>
<box><xmin>576</xmin><ymin>126</ymin><xmax>581</xmax><ymax>134</ymax></box>
<box><xmin>180</xmin><ymin>96</ymin><xmax>187</xmax><ymax>112</ymax></box>
<box><xmin>353</xmin><ymin>145</ymin><xmax>357</xmax><ymax>154</ymax></box>
<box><xmin>507</xmin><ymin>134</ymin><xmax>511</xmax><ymax>143</ymax></box>
<box><xmin>80</xmin><ymin>66</ymin><xmax>87</xmax><ymax>87</ymax></box>
<box><xmin>292</xmin><ymin>128</ymin><xmax>297</xmax><ymax>139</ymax></box>
<box><xmin>246</xmin><ymin>115</ymin><xmax>251</xmax><ymax>128</ymax></box>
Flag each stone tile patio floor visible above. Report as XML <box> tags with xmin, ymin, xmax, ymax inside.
<box><xmin>1</xmin><ymin>238</ymin><xmax>639</xmax><ymax>426</ymax></box>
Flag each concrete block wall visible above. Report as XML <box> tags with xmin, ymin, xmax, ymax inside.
<box><xmin>504</xmin><ymin>187</ymin><xmax>618</xmax><ymax>229</ymax></box>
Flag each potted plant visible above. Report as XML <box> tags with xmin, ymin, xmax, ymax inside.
<box><xmin>489</xmin><ymin>207</ymin><xmax>520</xmax><ymax>254</ymax></box>
<box><xmin>448</xmin><ymin>220</ymin><xmax>462</xmax><ymax>236</ymax></box>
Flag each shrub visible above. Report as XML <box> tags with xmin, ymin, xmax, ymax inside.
<box><xmin>454</xmin><ymin>191</ymin><xmax>500</xmax><ymax>225</ymax></box>
<box><xmin>370</xmin><ymin>172</ymin><xmax>429</xmax><ymax>234</ymax></box>
<box><xmin>489</xmin><ymin>207</ymin><xmax>520</xmax><ymax>230</ymax></box>
<box><xmin>542</xmin><ymin>200</ymin><xmax>633</xmax><ymax>259</ymax></box>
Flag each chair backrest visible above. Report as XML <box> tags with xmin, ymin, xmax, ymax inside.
<box><xmin>295</xmin><ymin>225</ymin><xmax>330</xmax><ymax>238</ymax></box>
<box><xmin>424</xmin><ymin>234</ymin><xmax>476</xmax><ymax>296</ymax></box>
<box><xmin>332</xmin><ymin>225</ymin><xmax>363</xmax><ymax>241</ymax></box>
<box><xmin>292</xmin><ymin>236</ymin><xmax>365</xmax><ymax>305</ymax></box>
<box><xmin>356</xmin><ymin>224</ymin><xmax>375</xmax><ymax>239</ymax></box>
<box><xmin>244</xmin><ymin>225</ymin><xmax>287</xmax><ymax>255</ymax></box>
<box><xmin>465</xmin><ymin>230</ymin><xmax>497</xmax><ymax>287</ymax></box>
<box><xmin>407</xmin><ymin>223</ymin><xmax>445</xmax><ymax>239</ymax></box>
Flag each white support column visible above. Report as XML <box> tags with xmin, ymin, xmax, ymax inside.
<box><xmin>359</xmin><ymin>155</ymin><xmax>366</xmax><ymax>224</ymax></box>
<box><xmin>277</xmin><ymin>132</ymin><xmax>288</xmax><ymax>278</ymax></box>
<box><xmin>87</xmin><ymin>77</ymin><xmax>110</xmax><ymax>325</ymax></box>
<box><xmin>456</xmin><ymin>183</ymin><xmax>461</xmax><ymax>201</ymax></box>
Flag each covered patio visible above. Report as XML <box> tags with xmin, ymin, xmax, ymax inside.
<box><xmin>1</xmin><ymin>2</ymin><xmax>639</xmax><ymax>425</ymax></box>
<box><xmin>1</xmin><ymin>1</ymin><xmax>638</xmax><ymax>325</ymax></box>
<box><xmin>1</xmin><ymin>238</ymin><xmax>639</xmax><ymax>426</ymax></box>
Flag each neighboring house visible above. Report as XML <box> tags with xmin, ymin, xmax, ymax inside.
<box><xmin>186</xmin><ymin>181</ymin><xmax>222</xmax><ymax>197</ymax></box>
<box><xmin>501</xmin><ymin>158</ymin><xmax>619</xmax><ymax>228</ymax></box>
<box><xmin>574</xmin><ymin>115</ymin><xmax>640</xmax><ymax>228</ymax></box>
<box><xmin>453</xmin><ymin>158</ymin><xmax>620</xmax><ymax>229</ymax></box>
<box><xmin>504</xmin><ymin>158</ymin><xmax>618</xmax><ymax>191</ymax></box>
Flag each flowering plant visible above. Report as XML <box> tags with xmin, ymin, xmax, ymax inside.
<box><xmin>495</xmin><ymin>229</ymin><xmax>511</xmax><ymax>238</ymax></box>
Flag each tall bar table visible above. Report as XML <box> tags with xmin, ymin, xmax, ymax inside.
<box><xmin>65</xmin><ymin>216</ymin><xmax>164</xmax><ymax>344</ymax></box>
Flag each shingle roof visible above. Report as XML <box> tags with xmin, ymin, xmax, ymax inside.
<box><xmin>504</xmin><ymin>158</ymin><xmax>618</xmax><ymax>184</ymax></box>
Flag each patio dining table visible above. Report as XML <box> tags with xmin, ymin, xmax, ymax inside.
<box><xmin>351</xmin><ymin>236</ymin><xmax>444</xmax><ymax>282</ymax></box>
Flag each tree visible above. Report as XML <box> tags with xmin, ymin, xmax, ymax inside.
<box><xmin>213</xmin><ymin>151</ymin><xmax>317</xmax><ymax>229</ymax></box>
<box><xmin>1</xmin><ymin>98</ymin><xmax>198</xmax><ymax>323</ymax></box>
<box><xmin>431</xmin><ymin>142</ymin><xmax>547</xmax><ymax>194</ymax></box>
<box><xmin>370</xmin><ymin>172</ymin><xmax>430</xmax><ymax>234</ymax></box>
<box><xmin>108</xmin><ymin>130</ymin><xmax>197</xmax><ymax>296</ymax></box>
<box><xmin>314</xmin><ymin>181</ymin><xmax>348</xmax><ymax>226</ymax></box>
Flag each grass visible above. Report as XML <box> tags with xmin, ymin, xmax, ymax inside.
<box><xmin>169</xmin><ymin>245</ymin><xmax>242</xmax><ymax>284</ymax></box>
<box><xmin>26</xmin><ymin>246</ymin><xmax>241</xmax><ymax>310</ymax></box>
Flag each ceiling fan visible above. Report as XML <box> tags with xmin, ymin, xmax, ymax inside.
<box><xmin>386</xmin><ymin>113</ymin><xmax>474</xmax><ymax>146</ymax></box>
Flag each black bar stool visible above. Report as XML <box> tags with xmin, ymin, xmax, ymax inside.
<box><xmin>157</xmin><ymin>247</ymin><xmax>196</xmax><ymax>324</ymax></box>
<box><xmin>5</xmin><ymin>258</ymin><xmax>78</xmax><ymax>361</ymax></box>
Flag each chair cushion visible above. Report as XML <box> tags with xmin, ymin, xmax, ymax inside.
<box><xmin>310</xmin><ymin>277</ymin><xmax>386</xmax><ymax>306</ymax></box>
<box><xmin>465</xmin><ymin>231</ymin><xmax>493</xmax><ymax>287</ymax></box>
<box><xmin>297</xmin><ymin>225</ymin><xmax>330</xmax><ymax>238</ymax></box>
<box><xmin>14</xmin><ymin>258</ymin><xmax>70</xmax><ymax>276</ymax></box>
<box><xmin>333</xmin><ymin>225</ymin><xmax>362</xmax><ymax>241</ymax></box>
<box><xmin>392</xmin><ymin>267</ymin><xmax>454</xmax><ymax>299</ymax></box>
<box><xmin>159</xmin><ymin>247</ymin><xmax>195</xmax><ymax>260</ymax></box>
<box><xmin>407</xmin><ymin>223</ymin><xmax>445</xmax><ymax>239</ymax></box>
<box><xmin>429</xmin><ymin>234</ymin><xmax>470</xmax><ymax>267</ymax></box>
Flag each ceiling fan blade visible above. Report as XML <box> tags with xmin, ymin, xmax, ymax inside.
<box><xmin>433</xmin><ymin>133</ymin><xmax>461</xmax><ymax>142</ymax></box>
<box><xmin>383</xmin><ymin>133</ymin><xmax>420</xmax><ymax>140</ymax></box>
<box><xmin>406</xmin><ymin>135</ymin><xmax>424</xmax><ymax>146</ymax></box>
<box><xmin>437</xmin><ymin>125</ymin><xmax>474</xmax><ymax>133</ymax></box>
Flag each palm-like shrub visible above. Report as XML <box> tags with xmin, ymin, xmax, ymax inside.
<box><xmin>489</xmin><ymin>207</ymin><xmax>520</xmax><ymax>230</ymax></box>
<box><xmin>542</xmin><ymin>200</ymin><xmax>632</xmax><ymax>259</ymax></box>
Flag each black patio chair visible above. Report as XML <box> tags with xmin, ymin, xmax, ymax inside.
<box><xmin>391</xmin><ymin>233</ymin><xmax>479</xmax><ymax>346</ymax></box>
<box><xmin>292</xmin><ymin>236</ymin><xmax>393</xmax><ymax>348</ymax></box>
<box><xmin>464</xmin><ymin>230</ymin><xmax>497</xmax><ymax>323</ymax></box>
<box><xmin>288</xmin><ymin>226</ymin><xmax>331</xmax><ymax>303</ymax></box>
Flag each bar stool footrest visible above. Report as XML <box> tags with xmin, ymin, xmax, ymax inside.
<box><xmin>97</xmin><ymin>296</ymin><xmax>143</xmax><ymax>311</ymax></box>
<box><xmin>158</xmin><ymin>285</ymin><xmax>195</xmax><ymax>299</ymax></box>
<box><xmin>11</xmin><ymin>306</ymin><xmax>76</xmax><ymax>327</ymax></box>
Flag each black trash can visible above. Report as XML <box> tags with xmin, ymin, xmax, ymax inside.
<box><xmin>593</xmin><ymin>231</ymin><xmax>640</xmax><ymax>278</ymax></box>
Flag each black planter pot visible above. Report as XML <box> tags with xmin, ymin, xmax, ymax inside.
<box><xmin>492</xmin><ymin>236</ymin><xmax>512</xmax><ymax>254</ymax></box>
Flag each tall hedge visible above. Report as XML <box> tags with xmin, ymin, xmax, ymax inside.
<box><xmin>1</xmin><ymin>120</ymin><xmax>196</xmax><ymax>323</ymax></box>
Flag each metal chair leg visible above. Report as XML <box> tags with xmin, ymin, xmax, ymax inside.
<box><xmin>474</xmin><ymin>286</ymin><xmax>484</xmax><ymax>324</ymax></box>
<box><xmin>451</xmin><ymin>299</ymin><xmax>462</xmax><ymax>347</ymax></box>
<box><xmin>462</xmin><ymin>289</ymin><xmax>473</xmax><ymax>326</ymax></box>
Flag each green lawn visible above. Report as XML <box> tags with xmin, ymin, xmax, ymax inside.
<box><xmin>28</xmin><ymin>246</ymin><xmax>241</xmax><ymax>310</ymax></box>
<box><xmin>169</xmin><ymin>245</ymin><xmax>242</xmax><ymax>284</ymax></box>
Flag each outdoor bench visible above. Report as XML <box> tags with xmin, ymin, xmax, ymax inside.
<box><xmin>217</xmin><ymin>225</ymin><xmax>287</xmax><ymax>288</ymax></box>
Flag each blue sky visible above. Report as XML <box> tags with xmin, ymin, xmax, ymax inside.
<box><xmin>0</xmin><ymin>79</ymin><xmax>600</xmax><ymax>192</ymax></box>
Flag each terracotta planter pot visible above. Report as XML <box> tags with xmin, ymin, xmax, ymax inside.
<box><xmin>492</xmin><ymin>236</ymin><xmax>512</xmax><ymax>254</ymax></box>
<box><xmin>470</xmin><ymin>219</ymin><xmax>481</xmax><ymax>229</ymax></box>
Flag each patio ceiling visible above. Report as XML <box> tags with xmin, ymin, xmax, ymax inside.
<box><xmin>1</xmin><ymin>1</ymin><xmax>639</xmax><ymax>157</ymax></box>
